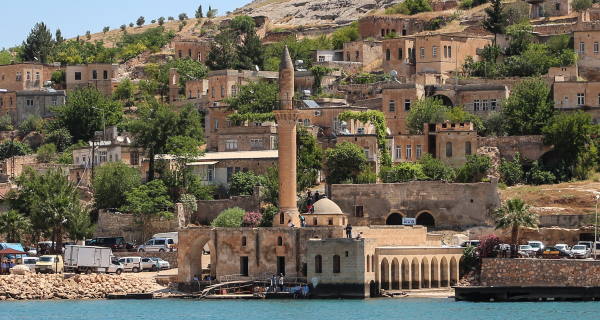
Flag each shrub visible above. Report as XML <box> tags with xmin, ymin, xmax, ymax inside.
<box><xmin>385</xmin><ymin>0</ymin><xmax>433</xmax><ymax>15</ymax></box>
<box><xmin>211</xmin><ymin>207</ymin><xmax>246</xmax><ymax>227</ymax></box>
<box><xmin>477</xmin><ymin>234</ymin><xmax>502</xmax><ymax>258</ymax></box>
<box><xmin>229</xmin><ymin>171</ymin><xmax>264</xmax><ymax>196</ymax></box>
<box><xmin>242</xmin><ymin>211</ymin><xmax>262</xmax><ymax>227</ymax></box>
<box><xmin>0</xmin><ymin>114</ymin><xmax>13</xmax><ymax>131</ymax></box>
<box><xmin>455</xmin><ymin>155</ymin><xmax>491</xmax><ymax>183</ymax></box>
<box><xmin>461</xmin><ymin>246</ymin><xmax>478</xmax><ymax>274</ymax></box>
<box><xmin>499</xmin><ymin>153</ymin><xmax>524</xmax><ymax>186</ymax></box>
<box><xmin>356</xmin><ymin>168</ymin><xmax>377</xmax><ymax>184</ymax></box>
<box><xmin>419</xmin><ymin>153</ymin><xmax>455</xmax><ymax>181</ymax></box>
<box><xmin>526</xmin><ymin>161</ymin><xmax>556</xmax><ymax>185</ymax></box>
<box><xmin>380</xmin><ymin>162</ymin><xmax>427</xmax><ymax>183</ymax></box>
<box><xmin>36</xmin><ymin>143</ymin><xmax>56</xmax><ymax>163</ymax></box>
<box><xmin>260</xmin><ymin>205</ymin><xmax>278</xmax><ymax>227</ymax></box>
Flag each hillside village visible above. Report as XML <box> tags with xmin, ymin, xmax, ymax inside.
<box><xmin>1</xmin><ymin>0</ymin><xmax>600</xmax><ymax>300</ymax></box>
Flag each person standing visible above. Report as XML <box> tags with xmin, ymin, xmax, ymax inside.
<box><xmin>345</xmin><ymin>224</ymin><xmax>353</xmax><ymax>239</ymax></box>
<box><xmin>278</xmin><ymin>273</ymin><xmax>284</xmax><ymax>291</ymax></box>
<box><xmin>314</xmin><ymin>191</ymin><xmax>320</xmax><ymax>203</ymax></box>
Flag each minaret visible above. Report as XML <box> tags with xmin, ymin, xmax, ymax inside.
<box><xmin>274</xmin><ymin>46</ymin><xmax>300</xmax><ymax>227</ymax></box>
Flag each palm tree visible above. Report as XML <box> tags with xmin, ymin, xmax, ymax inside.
<box><xmin>493</xmin><ymin>198</ymin><xmax>538</xmax><ymax>249</ymax></box>
<box><xmin>0</xmin><ymin>210</ymin><xmax>31</xmax><ymax>243</ymax></box>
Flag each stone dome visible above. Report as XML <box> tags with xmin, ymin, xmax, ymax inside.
<box><xmin>312</xmin><ymin>198</ymin><xmax>344</xmax><ymax>215</ymax></box>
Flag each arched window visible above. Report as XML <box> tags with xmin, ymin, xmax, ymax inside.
<box><xmin>241</xmin><ymin>236</ymin><xmax>247</xmax><ymax>247</ymax></box>
<box><xmin>386</xmin><ymin>49</ymin><xmax>391</xmax><ymax>61</ymax></box>
<box><xmin>313</xmin><ymin>217</ymin><xmax>318</xmax><ymax>225</ymax></box>
<box><xmin>333</xmin><ymin>255</ymin><xmax>341</xmax><ymax>273</ymax></box>
<box><xmin>446</xmin><ymin>142</ymin><xmax>453</xmax><ymax>157</ymax></box>
<box><xmin>366</xmin><ymin>254</ymin><xmax>370</xmax><ymax>272</ymax></box>
<box><xmin>277</xmin><ymin>236</ymin><xmax>283</xmax><ymax>246</ymax></box>
<box><xmin>315</xmin><ymin>255</ymin><xmax>322</xmax><ymax>273</ymax></box>
<box><xmin>372</xmin><ymin>255</ymin><xmax>376</xmax><ymax>273</ymax></box>
<box><xmin>279</xmin><ymin>212</ymin><xmax>284</xmax><ymax>225</ymax></box>
<box><xmin>465</xmin><ymin>141</ymin><xmax>472</xmax><ymax>155</ymax></box>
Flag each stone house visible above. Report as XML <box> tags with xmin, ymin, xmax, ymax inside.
<box><xmin>343</xmin><ymin>40</ymin><xmax>383</xmax><ymax>71</ymax></box>
<box><xmin>358</xmin><ymin>15</ymin><xmax>427</xmax><ymax>39</ymax></box>
<box><xmin>184</xmin><ymin>79</ymin><xmax>209</xmax><ymax>99</ymax></box>
<box><xmin>574</xmin><ymin>22</ymin><xmax>600</xmax><ymax>80</ymax></box>
<box><xmin>0</xmin><ymin>62</ymin><xmax>59</xmax><ymax>92</ymax></box>
<box><xmin>215</xmin><ymin>124</ymin><xmax>278</xmax><ymax>152</ymax></box>
<box><xmin>0</xmin><ymin>90</ymin><xmax>16</xmax><ymax>121</ymax></box>
<box><xmin>414</xmin><ymin>34</ymin><xmax>492</xmax><ymax>76</ymax></box>
<box><xmin>529</xmin><ymin>0</ymin><xmax>572</xmax><ymax>19</ymax></box>
<box><xmin>206</xmin><ymin>69</ymin><xmax>278</xmax><ymax>105</ymax></box>
<box><xmin>65</xmin><ymin>64</ymin><xmax>118</xmax><ymax>96</ymax></box>
<box><xmin>382</xmin><ymin>37</ymin><xmax>416</xmax><ymax>78</ymax></box>
<box><xmin>553</xmin><ymin>80</ymin><xmax>600</xmax><ymax>122</ymax></box>
<box><xmin>173</xmin><ymin>39</ymin><xmax>211</xmax><ymax>62</ymax></box>
<box><xmin>382</xmin><ymin>82</ymin><xmax>425</xmax><ymax>135</ymax></box>
<box><xmin>15</xmin><ymin>89</ymin><xmax>66</xmax><ymax>124</ymax></box>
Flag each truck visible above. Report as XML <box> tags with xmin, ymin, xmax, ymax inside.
<box><xmin>64</xmin><ymin>245</ymin><xmax>123</xmax><ymax>274</ymax></box>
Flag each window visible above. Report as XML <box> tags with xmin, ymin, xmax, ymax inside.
<box><xmin>564</xmin><ymin>96</ymin><xmax>569</xmax><ymax>105</ymax></box>
<box><xmin>446</xmin><ymin>142</ymin><xmax>453</xmax><ymax>157</ymax></box>
<box><xmin>389</xmin><ymin>99</ymin><xmax>396</xmax><ymax>112</ymax></box>
<box><xmin>207</xmin><ymin>166</ymin><xmax>214</xmax><ymax>182</ymax></box>
<box><xmin>579</xmin><ymin>42</ymin><xmax>585</xmax><ymax>54</ymax></box>
<box><xmin>598</xmin><ymin>94</ymin><xmax>600</xmax><ymax>106</ymax></box>
<box><xmin>227</xmin><ymin>167</ymin><xmax>234</xmax><ymax>182</ymax></box>
<box><xmin>211</xmin><ymin>87</ymin><xmax>215</xmax><ymax>98</ymax></box>
<box><xmin>241</xmin><ymin>236</ymin><xmax>247</xmax><ymax>247</ymax></box>
<box><xmin>188</xmin><ymin>49</ymin><xmax>192</xmax><ymax>57</ymax></box>
<box><xmin>75</xmin><ymin>72</ymin><xmax>82</xmax><ymax>81</ymax></box>
<box><xmin>465</xmin><ymin>142</ymin><xmax>472</xmax><ymax>155</ymax></box>
<box><xmin>130</xmin><ymin>152</ymin><xmax>139</xmax><ymax>165</ymax></box>
<box><xmin>416</xmin><ymin>145</ymin><xmax>422</xmax><ymax>159</ymax></box>
<box><xmin>178</xmin><ymin>50</ymin><xmax>182</xmax><ymax>58</ymax></box>
<box><xmin>355</xmin><ymin>51</ymin><xmax>360</xmax><ymax>60</ymax></box>
<box><xmin>51</xmin><ymin>96</ymin><xmax>58</xmax><ymax>106</ymax></box>
<box><xmin>277</xmin><ymin>236</ymin><xmax>283</xmax><ymax>246</ymax></box>
<box><xmin>473</xmin><ymin>99</ymin><xmax>481</xmax><ymax>111</ymax></box>
<box><xmin>354</xmin><ymin>205</ymin><xmax>364</xmax><ymax>217</ymax></box>
<box><xmin>406</xmin><ymin>144</ymin><xmax>412</xmax><ymax>160</ymax></box>
<box><xmin>231</xmin><ymin>85</ymin><xmax>237</xmax><ymax>96</ymax></box>
<box><xmin>490</xmin><ymin>99</ymin><xmax>497</xmax><ymax>111</ymax></box>
<box><xmin>577</xmin><ymin>93</ymin><xmax>585</xmax><ymax>106</ymax></box>
<box><xmin>26</xmin><ymin>99</ymin><xmax>34</xmax><ymax>106</ymax></box>
<box><xmin>225</xmin><ymin>140</ymin><xmax>238</xmax><ymax>150</ymax></box>
<box><xmin>16</xmin><ymin>72</ymin><xmax>22</xmax><ymax>81</ymax></box>
<box><xmin>250</xmin><ymin>138</ymin><xmax>263</xmax><ymax>149</ymax></box>
<box><xmin>398</xmin><ymin>48</ymin><xmax>403</xmax><ymax>60</ymax></box>
<box><xmin>328</xmin><ymin>218</ymin><xmax>333</xmax><ymax>225</ymax></box>
<box><xmin>313</xmin><ymin>217</ymin><xmax>318</xmax><ymax>225</ymax></box>
<box><xmin>395</xmin><ymin>146</ymin><xmax>402</xmax><ymax>160</ymax></box>
<box><xmin>99</xmin><ymin>151</ymin><xmax>107</xmax><ymax>163</ymax></box>
<box><xmin>318</xmin><ymin>55</ymin><xmax>325</xmax><ymax>62</ymax></box>
<box><xmin>364</xmin><ymin>148</ymin><xmax>369</xmax><ymax>160</ymax></box>
<box><xmin>555</xmin><ymin>3</ymin><xmax>560</xmax><ymax>10</ymax></box>
<box><xmin>104</xmin><ymin>70</ymin><xmax>108</xmax><ymax>80</ymax></box>
<box><xmin>109</xmin><ymin>154</ymin><xmax>113</xmax><ymax>162</ymax></box>
<box><xmin>303</xmin><ymin>119</ymin><xmax>311</xmax><ymax>126</ymax></box>
<box><xmin>420</xmin><ymin>47</ymin><xmax>425</xmax><ymax>58</ymax></box>
<box><xmin>220</xmin><ymin>86</ymin><xmax>225</xmax><ymax>97</ymax></box>
<box><xmin>315</xmin><ymin>255</ymin><xmax>322</xmax><ymax>273</ymax></box>
<box><xmin>595</xmin><ymin>42</ymin><xmax>600</xmax><ymax>54</ymax></box>
<box><xmin>346</xmin><ymin>52</ymin><xmax>350</xmax><ymax>61</ymax></box>
<box><xmin>432</xmin><ymin>46</ymin><xmax>437</xmax><ymax>57</ymax></box>
<box><xmin>35</xmin><ymin>72</ymin><xmax>40</xmax><ymax>80</ymax></box>
<box><xmin>386</xmin><ymin>49</ymin><xmax>391</xmax><ymax>61</ymax></box>
<box><xmin>404</xmin><ymin>99</ymin><xmax>411</xmax><ymax>111</ymax></box>
<box><xmin>448</xmin><ymin>46</ymin><xmax>452</xmax><ymax>58</ymax></box>
<box><xmin>26</xmin><ymin>72</ymin><xmax>30</xmax><ymax>80</ymax></box>
<box><xmin>333</xmin><ymin>255</ymin><xmax>341</xmax><ymax>273</ymax></box>
<box><xmin>279</xmin><ymin>212</ymin><xmax>284</xmax><ymax>225</ymax></box>
<box><xmin>92</xmin><ymin>70</ymin><xmax>98</xmax><ymax>80</ymax></box>
<box><xmin>482</xmin><ymin>99</ymin><xmax>489</xmax><ymax>111</ymax></box>
<box><xmin>214</xmin><ymin>119</ymin><xmax>219</xmax><ymax>129</ymax></box>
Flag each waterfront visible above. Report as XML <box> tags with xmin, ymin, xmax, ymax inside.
<box><xmin>3</xmin><ymin>298</ymin><xmax>600</xmax><ymax>320</ymax></box>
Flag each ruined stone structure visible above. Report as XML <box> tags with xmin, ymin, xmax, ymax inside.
<box><xmin>173</xmin><ymin>39</ymin><xmax>211</xmax><ymax>62</ymax></box>
<box><xmin>65</xmin><ymin>64</ymin><xmax>117</xmax><ymax>96</ymax></box>
<box><xmin>358</xmin><ymin>16</ymin><xmax>427</xmax><ymax>39</ymax></box>
<box><xmin>477</xmin><ymin>135</ymin><xmax>551</xmax><ymax>161</ymax></box>
<box><xmin>329</xmin><ymin>181</ymin><xmax>500</xmax><ymax>228</ymax></box>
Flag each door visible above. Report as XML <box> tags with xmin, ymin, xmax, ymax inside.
<box><xmin>277</xmin><ymin>256</ymin><xmax>285</xmax><ymax>276</ymax></box>
<box><xmin>240</xmin><ymin>256</ymin><xmax>249</xmax><ymax>276</ymax></box>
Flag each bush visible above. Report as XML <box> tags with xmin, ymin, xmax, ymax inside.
<box><xmin>356</xmin><ymin>168</ymin><xmax>377</xmax><ymax>184</ymax></box>
<box><xmin>499</xmin><ymin>153</ymin><xmax>524</xmax><ymax>186</ymax></box>
<box><xmin>419</xmin><ymin>153</ymin><xmax>455</xmax><ymax>181</ymax></box>
<box><xmin>211</xmin><ymin>207</ymin><xmax>245</xmax><ymax>227</ymax></box>
<box><xmin>380</xmin><ymin>162</ymin><xmax>427</xmax><ymax>183</ymax></box>
<box><xmin>18</xmin><ymin>115</ymin><xmax>44</xmax><ymax>133</ymax></box>
<box><xmin>242</xmin><ymin>211</ymin><xmax>262</xmax><ymax>227</ymax></box>
<box><xmin>260</xmin><ymin>205</ymin><xmax>278</xmax><ymax>227</ymax></box>
<box><xmin>385</xmin><ymin>0</ymin><xmax>433</xmax><ymax>15</ymax></box>
<box><xmin>0</xmin><ymin>114</ymin><xmax>13</xmax><ymax>131</ymax></box>
<box><xmin>461</xmin><ymin>246</ymin><xmax>478</xmax><ymax>274</ymax></box>
<box><xmin>229</xmin><ymin>171</ymin><xmax>264</xmax><ymax>196</ymax></box>
<box><xmin>526</xmin><ymin>161</ymin><xmax>556</xmax><ymax>185</ymax></box>
<box><xmin>36</xmin><ymin>143</ymin><xmax>56</xmax><ymax>163</ymax></box>
<box><xmin>456</xmin><ymin>155</ymin><xmax>491</xmax><ymax>183</ymax></box>
<box><xmin>0</xmin><ymin>140</ymin><xmax>32</xmax><ymax>160</ymax></box>
<box><xmin>477</xmin><ymin>234</ymin><xmax>502</xmax><ymax>258</ymax></box>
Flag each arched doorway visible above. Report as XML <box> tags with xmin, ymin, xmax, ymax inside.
<box><xmin>401</xmin><ymin>258</ymin><xmax>410</xmax><ymax>289</ymax></box>
<box><xmin>391</xmin><ymin>258</ymin><xmax>400</xmax><ymax>290</ymax></box>
<box><xmin>369</xmin><ymin>280</ymin><xmax>378</xmax><ymax>297</ymax></box>
<box><xmin>421</xmin><ymin>257</ymin><xmax>430</xmax><ymax>289</ymax></box>
<box><xmin>440</xmin><ymin>257</ymin><xmax>449</xmax><ymax>287</ymax></box>
<box><xmin>380</xmin><ymin>258</ymin><xmax>390</xmax><ymax>290</ymax></box>
<box><xmin>416</xmin><ymin>212</ymin><xmax>435</xmax><ymax>227</ymax></box>
<box><xmin>411</xmin><ymin>258</ymin><xmax>420</xmax><ymax>289</ymax></box>
<box><xmin>179</xmin><ymin>231</ymin><xmax>216</xmax><ymax>284</ymax></box>
<box><xmin>432</xmin><ymin>94</ymin><xmax>453</xmax><ymax>107</ymax></box>
<box><xmin>450</xmin><ymin>257</ymin><xmax>459</xmax><ymax>286</ymax></box>
<box><xmin>431</xmin><ymin>257</ymin><xmax>439</xmax><ymax>288</ymax></box>
<box><xmin>386</xmin><ymin>212</ymin><xmax>404</xmax><ymax>225</ymax></box>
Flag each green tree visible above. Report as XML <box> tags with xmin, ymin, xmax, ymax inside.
<box><xmin>385</xmin><ymin>0</ymin><xmax>432</xmax><ymax>15</ymax></box>
<box><xmin>225</xmin><ymin>81</ymin><xmax>278</xmax><ymax>116</ymax></box>
<box><xmin>136</xmin><ymin>16</ymin><xmax>146</xmax><ymax>27</ymax></box>
<box><xmin>331</xmin><ymin>22</ymin><xmax>359</xmax><ymax>50</ymax></box>
<box><xmin>297</xmin><ymin>128</ymin><xmax>324</xmax><ymax>191</ymax></box>
<box><xmin>325</xmin><ymin>142</ymin><xmax>368</xmax><ymax>184</ymax></box>
<box><xmin>0</xmin><ymin>140</ymin><xmax>32</xmax><ymax>161</ymax></box>
<box><xmin>0</xmin><ymin>50</ymin><xmax>15</xmax><ymax>65</ymax></box>
<box><xmin>481</xmin><ymin>111</ymin><xmax>506</xmax><ymax>136</ymax></box>
<box><xmin>309</xmin><ymin>65</ymin><xmax>332</xmax><ymax>95</ymax></box>
<box><xmin>19</xmin><ymin>115</ymin><xmax>44</xmax><ymax>134</ymax></box>
<box><xmin>0</xmin><ymin>210</ymin><xmax>31</xmax><ymax>243</ymax></box>
<box><xmin>93</xmin><ymin>162</ymin><xmax>141</xmax><ymax>210</ymax></box>
<box><xmin>121</xmin><ymin>179</ymin><xmax>173</xmax><ymax>238</ymax></box>
<box><xmin>158</xmin><ymin>17</ymin><xmax>165</xmax><ymax>26</ymax></box>
<box><xmin>229</xmin><ymin>171</ymin><xmax>265</xmax><ymax>196</ymax></box>
<box><xmin>419</xmin><ymin>153</ymin><xmax>455</xmax><ymax>181</ymax></box>
<box><xmin>207</xmin><ymin>7</ymin><xmax>217</xmax><ymax>18</ymax></box>
<box><xmin>55</xmin><ymin>29</ymin><xmax>64</xmax><ymax>44</ymax></box>
<box><xmin>0</xmin><ymin>115</ymin><xmax>13</xmax><ymax>131</ymax></box>
<box><xmin>129</xmin><ymin>23</ymin><xmax>134</xmax><ymax>28</ymax></box>
<box><xmin>502</xmin><ymin>78</ymin><xmax>554</xmax><ymax>135</ymax></box>
<box><xmin>406</xmin><ymin>98</ymin><xmax>450</xmax><ymax>134</ymax></box>
<box><xmin>45</xmin><ymin>128</ymin><xmax>72</xmax><ymax>152</ymax></box>
<box><xmin>113</xmin><ymin>78</ymin><xmax>136</xmax><ymax>107</ymax></box>
<box><xmin>127</xmin><ymin>102</ymin><xmax>204</xmax><ymax>181</ymax></box>
<box><xmin>120</xmin><ymin>25</ymin><xmax>127</xmax><ymax>32</ymax></box>
<box><xmin>196</xmin><ymin>5</ymin><xmax>204</xmax><ymax>18</ymax></box>
<box><xmin>51</xmin><ymin>69</ymin><xmax>66</xmax><ymax>86</ymax></box>
<box><xmin>380</xmin><ymin>162</ymin><xmax>427</xmax><ymax>183</ymax></box>
<box><xmin>36</xmin><ymin>143</ymin><xmax>57</xmax><ymax>163</ymax></box>
<box><xmin>483</xmin><ymin>0</ymin><xmax>508</xmax><ymax>44</ymax></box>
<box><xmin>493</xmin><ymin>198</ymin><xmax>538</xmax><ymax>247</ymax></box>
<box><xmin>211</xmin><ymin>207</ymin><xmax>245</xmax><ymax>227</ymax></box>
<box><xmin>103</xmin><ymin>26</ymin><xmax>110</xmax><ymax>34</ymax></box>
<box><xmin>505</xmin><ymin>22</ymin><xmax>534</xmax><ymax>56</ymax></box>
<box><xmin>65</xmin><ymin>206</ymin><xmax>94</xmax><ymax>242</ymax></box>
<box><xmin>573</xmin><ymin>0</ymin><xmax>593</xmax><ymax>12</ymax></box>
<box><xmin>20</xmin><ymin>22</ymin><xmax>54</xmax><ymax>63</ymax></box>
<box><xmin>53</xmin><ymin>87</ymin><xmax>122</xmax><ymax>141</ymax></box>
<box><xmin>455</xmin><ymin>155</ymin><xmax>492</xmax><ymax>183</ymax></box>
<box><xmin>179</xmin><ymin>13</ymin><xmax>189</xmax><ymax>21</ymax></box>
<box><xmin>446</xmin><ymin>106</ymin><xmax>485</xmax><ymax>132</ymax></box>
<box><xmin>207</xmin><ymin>15</ymin><xmax>264</xmax><ymax>70</ymax></box>
<box><xmin>499</xmin><ymin>153</ymin><xmax>524</xmax><ymax>186</ymax></box>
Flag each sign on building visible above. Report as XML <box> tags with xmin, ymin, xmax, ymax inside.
<box><xmin>402</xmin><ymin>217</ymin><xmax>416</xmax><ymax>226</ymax></box>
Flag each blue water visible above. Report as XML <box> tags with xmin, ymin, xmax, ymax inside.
<box><xmin>2</xmin><ymin>298</ymin><xmax>600</xmax><ymax>320</ymax></box>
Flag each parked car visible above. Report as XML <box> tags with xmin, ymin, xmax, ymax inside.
<box><xmin>22</xmin><ymin>257</ymin><xmax>39</xmax><ymax>272</ymax></box>
<box><xmin>150</xmin><ymin>257</ymin><xmax>170</xmax><ymax>270</ymax></box>
<box><xmin>141</xmin><ymin>257</ymin><xmax>159</xmax><ymax>271</ymax></box>
<box><xmin>578</xmin><ymin>241</ymin><xmax>594</xmax><ymax>249</ymax></box>
<box><xmin>117</xmin><ymin>257</ymin><xmax>142</xmax><ymax>272</ymax></box>
<box><xmin>460</xmin><ymin>240</ymin><xmax>481</xmax><ymax>248</ymax></box>
<box><xmin>571</xmin><ymin>245</ymin><xmax>591</xmax><ymax>259</ymax></box>
<box><xmin>107</xmin><ymin>259</ymin><xmax>124</xmax><ymax>275</ymax></box>
<box><xmin>527</xmin><ymin>241</ymin><xmax>545</xmax><ymax>254</ymax></box>
<box><xmin>554</xmin><ymin>244</ymin><xmax>571</xmax><ymax>255</ymax></box>
<box><xmin>542</xmin><ymin>246</ymin><xmax>571</xmax><ymax>259</ymax></box>
<box><xmin>86</xmin><ymin>237</ymin><xmax>135</xmax><ymax>252</ymax></box>
<box><xmin>518</xmin><ymin>245</ymin><xmax>535</xmax><ymax>257</ymax></box>
<box><xmin>35</xmin><ymin>255</ymin><xmax>64</xmax><ymax>274</ymax></box>
<box><xmin>137</xmin><ymin>238</ymin><xmax>177</xmax><ymax>252</ymax></box>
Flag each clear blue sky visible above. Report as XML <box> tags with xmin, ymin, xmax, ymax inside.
<box><xmin>0</xmin><ymin>0</ymin><xmax>248</xmax><ymax>48</ymax></box>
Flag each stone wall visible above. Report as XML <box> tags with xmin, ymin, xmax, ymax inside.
<box><xmin>478</xmin><ymin>135</ymin><xmax>551</xmax><ymax>161</ymax></box>
<box><xmin>94</xmin><ymin>211</ymin><xmax>179</xmax><ymax>244</ymax></box>
<box><xmin>539</xmin><ymin>214</ymin><xmax>589</xmax><ymax>228</ymax></box>
<box><xmin>183</xmin><ymin>193</ymin><xmax>261</xmax><ymax>226</ymax></box>
<box><xmin>112</xmin><ymin>251</ymin><xmax>178</xmax><ymax>268</ymax></box>
<box><xmin>329</xmin><ymin>181</ymin><xmax>500</xmax><ymax>228</ymax></box>
<box><xmin>481</xmin><ymin>258</ymin><xmax>600</xmax><ymax>287</ymax></box>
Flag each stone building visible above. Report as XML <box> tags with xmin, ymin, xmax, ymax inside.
<box><xmin>528</xmin><ymin>0</ymin><xmax>572</xmax><ymax>19</ymax></box>
<box><xmin>552</xmin><ymin>80</ymin><xmax>600</xmax><ymax>122</ymax></box>
<box><xmin>382</xmin><ymin>37</ymin><xmax>416</xmax><ymax>78</ymax></box>
<box><xmin>173</xmin><ymin>39</ymin><xmax>211</xmax><ymax>62</ymax></box>
<box><xmin>382</xmin><ymin>82</ymin><xmax>425</xmax><ymax>135</ymax></box>
<box><xmin>329</xmin><ymin>180</ymin><xmax>500</xmax><ymax>228</ymax></box>
<box><xmin>184</xmin><ymin>79</ymin><xmax>209</xmax><ymax>99</ymax></box>
<box><xmin>206</xmin><ymin>69</ymin><xmax>278</xmax><ymax>105</ymax></box>
<box><xmin>0</xmin><ymin>90</ymin><xmax>16</xmax><ymax>120</ymax></box>
<box><xmin>15</xmin><ymin>89</ymin><xmax>66</xmax><ymax>124</ymax></box>
<box><xmin>215</xmin><ymin>124</ymin><xmax>277</xmax><ymax>152</ymax></box>
<box><xmin>342</xmin><ymin>40</ymin><xmax>383</xmax><ymax>71</ymax></box>
<box><xmin>574</xmin><ymin>21</ymin><xmax>600</xmax><ymax>81</ymax></box>
<box><xmin>358</xmin><ymin>15</ymin><xmax>427</xmax><ymax>39</ymax></box>
<box><xmin>0</xmin><ymin>62</ymin><xmax>59</xmax><ymax>92</ymax></box>
<box><xmin>65</xmin><ymin>64</ymin><xmax>118</xmax><ymax>96</ymax></box>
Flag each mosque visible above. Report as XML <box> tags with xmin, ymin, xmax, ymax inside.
<box><xmin>177</xmin><ymin>48</ymin><xmax>463</xmax><ymax>298</ymax></box>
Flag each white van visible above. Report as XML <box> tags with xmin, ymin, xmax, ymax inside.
<box><xmin>137</xmin><ymin>238</ymin><xmax>176</xmax><ymax>252</ymax></box>
<box><xmin>117</xmin><ymin>257</ymin><xmax>142</xmax><ymax>272</ymax></box>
